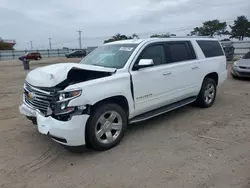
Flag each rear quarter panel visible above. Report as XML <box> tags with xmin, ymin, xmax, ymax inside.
<box><xmin>192</xmin><ymin>40</ymin><xmax>227</xmax><ymax>89</ymax></box>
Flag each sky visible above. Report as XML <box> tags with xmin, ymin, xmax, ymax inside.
<box><xmin>0</xmin><ymin>0</ymin><xmax>249</xmax><ymax>50</ymax></box>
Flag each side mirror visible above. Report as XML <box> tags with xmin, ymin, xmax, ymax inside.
<box><xmin>134</xmin><ymin>59</ymin><xmax>154</xmax><ymax>70</ymax></box>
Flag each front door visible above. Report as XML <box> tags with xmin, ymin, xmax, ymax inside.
<box><xmin>130</xmin><ymin>44</ymin><xmax>173</xmax><ymax>115</ymax></box>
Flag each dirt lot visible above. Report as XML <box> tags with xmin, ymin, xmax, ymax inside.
<box><xmin>0</xmin><ymin>58</ymin><xmax>250</xmax><ymax>188</ymax></box>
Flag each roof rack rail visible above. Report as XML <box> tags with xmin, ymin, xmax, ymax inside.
<box><xmin>169</xmin><ymin>36</ymin><xmax>213</xmax><ymax>38</ymax></box>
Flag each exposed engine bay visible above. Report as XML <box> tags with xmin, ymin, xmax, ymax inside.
<box><xmin>56</xmin><ymin>67</ymin><xmax>113</xmax><ymax>89</ymax></box>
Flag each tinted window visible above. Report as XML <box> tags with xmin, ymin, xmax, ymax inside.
<box><xmin>243</xmin><ymin>52</ymin><xmax>250</xmax><ymax>59</ymax></box>
<box><xmin>140</xmin><ymin>45</ymin><xmax>165</xmax><ymax>66</ymax></box>
<box><xmin>168</xmin><ymin>42</ymin><xmax>195</xmax><ymax>62</ymax></box>
<box><xmin>197</xmin><ymin>40</ymin><xmax>224</xmax><ymax>58</ymax></box>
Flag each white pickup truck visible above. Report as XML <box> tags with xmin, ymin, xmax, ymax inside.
<box><xmin>19</xmin><ymin>37</ymin><xmax>227</xmax><ymax>151</ymax></box>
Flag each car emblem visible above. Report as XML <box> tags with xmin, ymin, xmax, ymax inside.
<box><xmin>28</xmin><ymin>92</ymin><xmax>36</xmax><ymax>100</ymax></box>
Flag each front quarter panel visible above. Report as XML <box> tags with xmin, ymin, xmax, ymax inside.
<box><xmin>66</xmin><ymin>73</ymin><xmax>134</xmax><ymax>117</ymax></box>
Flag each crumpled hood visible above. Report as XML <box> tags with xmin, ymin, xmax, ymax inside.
<box><xmin>237</xmin><ymin>59</ymin><xmax>250</xmax><ymax>67</ymax></box>
<box><xmin>26</xmin><ymin>63</ymin><xmax>116</xmax><ymax>87</ymax></box>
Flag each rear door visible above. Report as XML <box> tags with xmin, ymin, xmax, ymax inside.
<box><xmin>163</xmin><ymin>41</ymin><xmax>200</xmax><ymax>98</ymax></box>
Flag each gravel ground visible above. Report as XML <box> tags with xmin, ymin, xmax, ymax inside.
<box><xmin>0</xmin><ymin>58</ymin><xmax>250</xmax><ymax>188</ymax></box>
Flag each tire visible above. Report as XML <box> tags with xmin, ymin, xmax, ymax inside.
<box><xmin>85</xmin><ymin>103</ymin><xmax>127</xmax><ymax>151</ymax></box>
<box><xmin>195</xmin><ymin>78</ymin><xmax>217</xmax><ymax>108</ymax></box>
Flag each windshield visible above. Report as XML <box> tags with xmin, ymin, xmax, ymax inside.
<box><xmin>243</xmin><ymin>52</ymin><xmax>250</xmax><ymax>59</ymax></box>
<box><xmin>79</xmin><ymin>44</ymin><xmax>138</xmax><ymax>68</ymax></box>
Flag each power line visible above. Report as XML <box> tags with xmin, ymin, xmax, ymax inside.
<box><xmin>81</xmin><ymin>19</ymin><xmax>236</xmax><ymax>40</ymax></box>
<box><xmin>27</xmin><ymin>18</ymin><xmax>249</xmax><ymax>49</ymax></box>
<box><xmin>77</xmin><ymin>30</ymin><xmax>82</xmax><ymax>49</ymax></box>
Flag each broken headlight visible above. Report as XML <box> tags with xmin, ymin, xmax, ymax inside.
<box><xmin>58</xmin><ymin>89</ymin><xmax>82</xmax><ymax>101</ymax></box>
<box><xmin>54</xmin><ymin>89</ymin><xmax>82</xmax><ymax>116</ymax></box>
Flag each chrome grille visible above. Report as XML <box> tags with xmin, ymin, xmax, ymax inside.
<box><xmin>24</xmin><ymin>82</ymin><xmax>57</xmax><ymax>113</ymax></box>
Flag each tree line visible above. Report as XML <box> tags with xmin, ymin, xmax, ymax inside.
<box><xmin>0</xmin><ymin>42</ymin><xmax>14</xmax><ymax>50</ymax></box>
<box><xmin>104</xmin><ymin>15</ymin><xmax>250</xmax><ymax>43</ymax></box>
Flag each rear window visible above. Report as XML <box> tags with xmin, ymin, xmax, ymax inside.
<box><xmin>196</xmin><ymin>40</ymin><xmax>224</xmax><ymax>58</ymax></box>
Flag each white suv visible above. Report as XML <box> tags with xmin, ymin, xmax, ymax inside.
<box><xmin>19</xmin><ymin>37</ymin><xmax>227</xmax><ymax>151</ymax></box>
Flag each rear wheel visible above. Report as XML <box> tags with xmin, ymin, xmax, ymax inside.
<box><xmin>195</xmin><ymin>78</ymin><xmax>217</xmax><ymax>108</ymax></box>
<box><xmin>86</xmin><ymin>103</ymin><xmax>127</xmax><ymax>151</ymax></box>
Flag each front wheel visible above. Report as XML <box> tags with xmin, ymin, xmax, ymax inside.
<box><xmin>194</xmin><ymin>78</ymin><xmax>217</xmax><ymax>108</ymax></box>
<box><xmin>86</xmin><ymin>103</ymin><xmax>127</xmax><ymax>151</ymax></box>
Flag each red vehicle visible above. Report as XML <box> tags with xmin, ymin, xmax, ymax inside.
<box><xmin>20</xmin><ymin>52</ymin><xmax>42</xmax><ymax>60</ymax></box>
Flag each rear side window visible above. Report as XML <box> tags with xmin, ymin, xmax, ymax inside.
<box><xmin>167</xmin><ymin>41</ymin><xmax>196</xmax><ymax>63</ymax></box>
<box><xmin>197</xmin><ymin>40</ymin><xmax>224</xmax><ymax>58</ymax></box>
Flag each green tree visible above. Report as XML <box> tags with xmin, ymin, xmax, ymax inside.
<box><xmin>190</xmin><ymin>19</ymin><xmax>229</xmax><ymax>37</ymax></box>
<box><xmin>0</xmin><ymin>42</ymin><xmax>14</xmax><ymax>50</ymax></box>
<box><xmin>230</xmin><ymin>16</ymin><xmax>250</xmax><ymax>40</ymax></box>
<box><xmin>104</xmin><ymin>33</ymin><xmax>139</xmax><ymax>43</ymax></box>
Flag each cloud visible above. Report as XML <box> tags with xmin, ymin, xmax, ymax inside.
<box><xmin>0</xmin><ymin>0</ymin><xmax>249</xmax><ymax>49</ymax></box>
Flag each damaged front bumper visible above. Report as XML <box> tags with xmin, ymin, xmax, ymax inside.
<box><xmin>19</xmin><ymin>103</ymin><xmax>90</xmax><ymax>146</ymax></box>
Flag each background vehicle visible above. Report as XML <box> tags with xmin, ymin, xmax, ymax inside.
<box><xmin>65</xmin><ymin>50</ymin><xmax>86</xmax><ymax>58</ymax></box>
<box><xmin>221</xmin><ymin>42</ymin><xmax>235</xmax><ymax>61</ymax></box>
<box><xmin>19</xmin><ymin>37</ymin><xmax>227</xmax><ymax>152</ymax></box>
<box><xmin>19</xmin><ymin>52</ymin><xmax>42</xmax><ymax>60</ymax></box>
<box><xmin>231</xmin><ymin>51</ymin><xmax>250</xmax><ymax>78</ymax></box>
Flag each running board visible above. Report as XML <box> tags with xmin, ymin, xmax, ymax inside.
<box><xmin>129</xmin><ymin>97</ymin><xmax>196</xmax><ymax>124</ymax></box>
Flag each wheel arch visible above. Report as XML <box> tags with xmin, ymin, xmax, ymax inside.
<box><xmin>91</xmin><ymin>95</ymin><xmax>130</xmax><ymax>116</ymax></box>
<box><xmin>204</xmin><ymin>72</ymin><xmax>218</xmax><ymax>85</ymax></box>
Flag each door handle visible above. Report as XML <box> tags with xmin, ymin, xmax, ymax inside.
<box><xmin>163</xmin><ymin>72</ymin><xmax>172</xmax><ymax>76</ymax></box>
<box><xmin>191</xmin><ymin>65</ymin><xmax>198</xmax><ymax>69</ymax></box>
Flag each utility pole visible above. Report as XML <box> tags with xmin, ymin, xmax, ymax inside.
<box><xmin>77</xmin><ymin>30</ymin><xmax>82</xmax><ymax>49</ymax></box>
<box><xmin>48</xmin><ymin>38</ymin><xmax>52</xmax><ymax>50</ymax></box>
<box><xmin>30</xmin><ymin>41</ymin><xmax>33</xmax><ymax>50</ymax></box>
